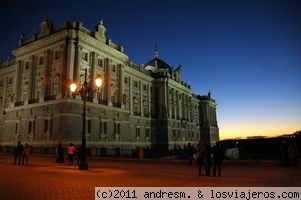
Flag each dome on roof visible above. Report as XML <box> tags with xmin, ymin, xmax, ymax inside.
<box><xmin>145</xmin><ymin>57</ymin><xmax>171</xmax><ymax>69</ymax></box>
<box><xmin>144</xmin><ymin>48</ymin><xmax>171</xmax><ymax>73</ymax></box>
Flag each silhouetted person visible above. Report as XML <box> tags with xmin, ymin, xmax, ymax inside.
<box><xmin>280</xmin><ymin>141</ymin><xmax>289</xmax><ymax>166</ymax></box>
<box><xmin>67</xmin><ymin>143</ymin><xmax>76</xmax><ymax>166</ymax></box>
<box><xmin>212</xmin><ymin>141</ymin><xmax>224</xmax><ymax>177</ymax></box>
<box><xmin>56</xmin><ymin>141</ymin><xmax>64</xmax><ymax>163</ymax></box>
<box><xmin>13</xmin><ymin>141</ymin><xmax>24</xmax><ymax>165</ymax></box>
<box><xmin>187</xmin><ymin>143</ymin><xmax>194</xmax><ymax>165</ymax></box>
<box><xmin>77</xmin><ymin>145</ymin><xmax>83</xmax><ymax>166</ymax></box>
<box><xmin>22</xmin><ymin>143</ymin><xmax>30</xmax><ymax>165</ymax></box>
<box><xmin>287</xmin><ymin>141</ymin><xmax>299</xmax><ymax>167</ymax></box>
<box><xmin>204</xmin><ymin>144</ymin><xmax>211</xmax><ymax>176</ymax></box>
<box><xmin>196</xmin><ymin>140</ymin><xmax>206</xmax><ymax>176</ymax></box>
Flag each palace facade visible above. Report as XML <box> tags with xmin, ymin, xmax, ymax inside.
<box><xmin>0</xmin><ymin>19</ymin><xmax>219</xmax><ymax>156</ymax></box>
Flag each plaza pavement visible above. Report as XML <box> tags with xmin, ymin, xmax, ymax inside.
<box><xmin>0</xmin><ymin>154</ymin><xmax>300</xmax><ymax>200</ymax></box>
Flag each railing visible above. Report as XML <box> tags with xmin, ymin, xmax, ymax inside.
<box><xmin>112</xmin><ymin>102</ymin><xmax>121</xmax><ymax>108</ymax></box>
<box><xmin>14</xmin><ymin>101</ymin><xmax>24</xmax><ymax>107</ymax></box>
<box><xmin>44</xmin><ymin>95</ymin><xmax>56</xmax><ymax>101</ymax></box>
<box><xmin>99</xmin><ymin>99</ymin><xmax>108</xmax><ymax>105</ymax></box>
<box><xmin>28</xmin><ymin>98</ymin><xmax>39</xmax><ymax>104</ymax></box>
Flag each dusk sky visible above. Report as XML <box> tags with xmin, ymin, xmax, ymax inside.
<box><xmin>0</xmin><ymin>0</ymin><xmax>300</xmax><ymax>139</ymax></box>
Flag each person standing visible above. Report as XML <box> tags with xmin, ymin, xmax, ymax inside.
<box><xmin>56</xmin><ymin>141</ymin><xmax>65</xmax><ymax>163</ymax></box>
<box><xmin>204</xmin><ymin>143</ymin><xmax>212</xmax><ymax>176</ymax></box>
<box><xmin>196</xmin><ymin>140</ymin><xmax>206</xmax><ymax>176</ymax></box>
<box><xmin>187</xmin><ymin>143</ymin><xmax>194</xmax><ymax>165</ymax></box>
<box><xmin>67</xmin><ymin>143</ymin><xmax>76</xmax><ymax>166</ymax></box>
<box><xmin>212</xmin><ymin>141</ymin><xmax>224</xmax><ymax>177</ymax></box>
<box><xmin>22</xmin><ymin>143</ymin><xmax>30</xmax><ymax>165</ymax></box>
<box><xmin>13</xmin><ymin>141</ymin><xmax>24</xmax><ymax>165</ymax></box>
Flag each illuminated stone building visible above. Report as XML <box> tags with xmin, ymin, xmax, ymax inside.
<box><xmin>0</xmin><ymin>19</ymin><xmax>219</xmax><ymax>155</ymax></box>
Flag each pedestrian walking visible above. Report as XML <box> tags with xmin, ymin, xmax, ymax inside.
<box><xmin>212</xmin><ymin>141</ymin><xmax>224</xmax><ymax>177</ymax></box>
<box><xmin>22</xmin><ymin>143</ymin><xmax>30</xmax><ymax>165</ymax></box>
<box><xmin>56</xmin><ymin>141</ymin><xmax>65</xmax><ymax>163</ymax></box>
<box><xmin>187</xmin><ymin>143</ymin><xmax>194</xmax><ymax>165</ymax></box>
<box><xmin>67</xmin><ymin>143</ymin><xmax>76</xmax><ymax>166</ymax></box>
<box><xmin>13</xmin><ymin>141</ymin><xmax>24</xmax><ymax>165</ymax></box>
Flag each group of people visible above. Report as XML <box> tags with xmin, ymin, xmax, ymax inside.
<box><xmin>187</xmin><ymin>140</ymin><xmax>225</xmax><ymax>177</ymax></box>
<box><xmin>13</xmin><ymin>141</ymin><xmax>82</xmax><ymax>166</ymax></box>
<box><xmin>56</xmin><ymin>142</ymin><xmax>83</xmax><ymax>166</ymax></box>
<box><xmin>13</xmin><ymin>141</ymin><xmax>30</xmax><ymax>165</ymax></box>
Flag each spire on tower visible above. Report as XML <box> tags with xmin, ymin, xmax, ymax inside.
<box><xmin>154</xmin><ymin>44</ymin><xmax>159</xmax><ymax>58</ymax></box>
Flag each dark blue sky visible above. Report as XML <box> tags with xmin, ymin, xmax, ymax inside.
<box><xmin>1</xmin><ymin>0</ymin><xmax>300</xmax><ymax>139</ymax></box>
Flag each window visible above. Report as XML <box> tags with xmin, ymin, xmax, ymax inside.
<box><xmin>172</xmin><ymin>129</ymin><xmax>177</xmax><ymax>139</ymax></box>
<box><xmin>134</xmin><ymin>81</ymin><xmax>138</xmax><ymax>88</ymax></box>
<box><xmin>103</xmin><ymin>121</ymin><xmax>107</xmax><ymax>134</ymax></box>
<box><xmin>87</xmin><ymin>119</ymin><xmax>92</xmax><ymax>134</ymax></box>
<box><xmin>124</xmin><ymin>77</ymin><xmax>128</xmax><ymax>84</ymax></box>
<box><xmin>136</xmin><ymin>127</ymin><xmax>140</xmax><ymax>139</ymax></box>
<box><xmin>112</xmin><ymin>65</ymin><xmax>116</xmax><ymax>73</ymax></box>
<box><xmin>145</xmin><ymin>128</ymin><xmax>150</xmax><ymax>138</ymax></box>
<box><xmin>15</xmin><ymin>123</ymin><xmax>19</xmax><ymax>135</ymax></box>
<box><xmin>82</xmin><ymin>52</ymin><xmax>88</xmax><ymax>61</ymax></box>
<box><xmin>143</xmin><ymin>84</ymin><xmax>147</xmax><ymax>91</ymax></box>
<box><xmin>28</xmin><ymin>121</ymin><xmax>33</xmax><ymax>134</ymax></box>
<box><xmin>39</xmin><ymin>57</ymin><xmax>44</xmax><ymax>65</ymax></box>
<box><xmin>44</xmin><ymin>119</ymin><xmax>48</xmax><ymax>132</ymax></box>
<box><xmin>114</xmin><ymin>122</ymin><xmax>120</xmax><ymax>135</ymax></box>
<box><xmin>98</xmin><ymin>58</ymin><xmax>103</xmax><ymax>67</ymax></box>
<box><xmin>54</xmin><ymin>51</ymin><xmax>60</xmax><ymax>60</ymax></box>
<box><xmin>25</xmin><ymin>62</ymin><xmax>30</xmax><ymax>69</ymax></box>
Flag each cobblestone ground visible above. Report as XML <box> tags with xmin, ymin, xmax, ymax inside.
<box><xmin>0</xmin><ymin>154</ymin><xmax>300</xmax><ymax>200</ymax></box>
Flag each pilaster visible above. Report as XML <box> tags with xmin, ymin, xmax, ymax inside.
<box><xmin>119</xmin><ymin>65</ymin><xmax>125</xmax><ymax>109</ymax></box>
<box><xmin>105</xmin><ymin>58</ymin><xmax>112</xmax><ymax>106</ymax></box>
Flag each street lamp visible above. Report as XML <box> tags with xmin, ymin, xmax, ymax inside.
<box><xmin>69</xmin><ymin>68</ymin><xmax>103</xmax><ymax>170</ymax></box>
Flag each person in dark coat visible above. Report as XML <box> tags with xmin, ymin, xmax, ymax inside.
<box><xmin>187</xmin><ymin>143</ymin><xmax>194</xmax><ymax>165</ymax></box>
<box><xmin>13</xmin><ymin>141</ymin><xmax>24</xmax><ymax>165</ymax></box>
<box><xmin>212</xmin><ymin>141</ymin><xmax>224</xmax><ymax>177</ymax></box>
<box><xmin>204</xmin><ymin>144</ymin><xmax>212</xmax><ymax>176</ymax></box>
<box><xmin>196</xmin><ymin>140</ymin><xmax>206</xmax><ymax>176</ymax></box>
<box><xmin>56</xmin><ymin>141</ymin><xmax>64</xmax><ymax>163</ymax></box>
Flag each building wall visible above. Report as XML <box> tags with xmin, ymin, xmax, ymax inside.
<box><xmin>0</xmin><ymin>19</ymin><xmax>219</xmax><ymax>155</ymax></box>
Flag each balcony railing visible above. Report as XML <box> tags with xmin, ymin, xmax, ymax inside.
<box><xmin>28</xmin><ymin>98</ymin><xmax>39</xmax><ymax>104</ymax></box>
<box><xmin>44</xmin><ymin>95</ymin><xmax>56</xmax><ymax>101</ymax></box>
<box><xmin>112</xmin><ymin>102</ymin><xmax>121</xmax><ymax>108</ymax></box>
<box><xmin>14</xmin><ymin>101</ymin><xmax>24</xmax><ymax>107</ymax></box>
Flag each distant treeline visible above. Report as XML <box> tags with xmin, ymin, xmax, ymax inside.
<box><xmin>221</xmin><ymin>131</ymin><xmax>301</xmax><ymax>160</ymax></box>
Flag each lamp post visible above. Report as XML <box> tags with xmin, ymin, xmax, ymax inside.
<box><xmin>69</xmin><ymin>68</ymin><xmax>103</xmax><ymax>170</ymax></box>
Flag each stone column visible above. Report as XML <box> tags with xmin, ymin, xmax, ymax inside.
<box><xmin>119</xmin><ymin>65</ymin><xmax>124</xmax><ymax>108</ymax></box>
<box><xmin>176</xmin><ymin>91</ymin><xmax>179</xmax><ymax>119</ymax></box>
<box><xmin>129</xmin><ymin>77</ymin><xmax>133</xmax><ymax>114</ymax></box>
<box><xmin>14</xmin><ymin>61</ymin><xmax>22</xmax><ymax>104</ymax></box>
<box><xmin>148</xmin><ymin>84</ymin><xmax>151</xmax><ymax>117</ymax></box>
<box><xmin>65</xmin><ymin>37</ymin><xmax>76</xmax><ymax>97</ymax></box>
<box><xmin>91</xmin><ymin>52</ymin><xmax>98</xmax><ymax>103</ymax></box>
<box><xmin>140</xmin><ymin>81</ymin><xmax>143</xmax><ymax>116</ymax></box>
<box><xmin>74</xmin><ymin>42</ymin><xmax>82</xmax><ymax>100</ymax></box>
<box><xmin>105</xmin><ymin>58</ymin><xmax>111</xmax><ymax>106</ymax></box>
<box><xmin>28</xmin><ymin>55</ymin><xmax>36</xmax><ymax>101</ymax></box>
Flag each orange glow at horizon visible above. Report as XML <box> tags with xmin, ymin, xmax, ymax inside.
<box><xmin>219</xmin><ymin>122</ymin><xmax>300</xmax><ymax>140</ymax></box>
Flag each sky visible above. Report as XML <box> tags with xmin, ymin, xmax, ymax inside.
<box><xmin>0</xmin><ymin>0</ymin><xmax>300</xmax><ymax>139</ymax></box>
